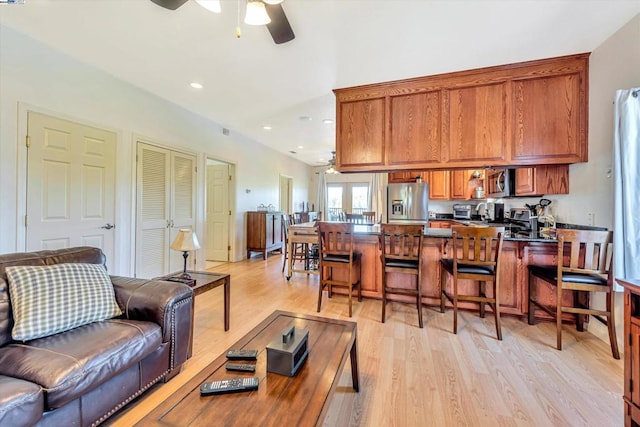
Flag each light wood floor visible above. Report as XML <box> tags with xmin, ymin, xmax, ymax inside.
<box><xmin>110</xmin><ymin>255</ymin><xmax>624</xmax><ymax>426</ymax></box>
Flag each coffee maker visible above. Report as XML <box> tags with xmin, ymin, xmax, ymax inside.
<box><xmin>493</xmin><ymin>203</ymin><xmax>505</xmax><ymax>222</ymax></box>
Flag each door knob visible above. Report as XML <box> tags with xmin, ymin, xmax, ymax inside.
<box><xmin>101</xmin><ymin>223</ymin><xmax>115</xmax><ymax>230</ymax></box>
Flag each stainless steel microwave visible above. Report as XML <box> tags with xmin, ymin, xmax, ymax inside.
<box><xmin>486</xmin><ymin>168</ymin><xmax>515</xmax><ymax>198</ymax></box>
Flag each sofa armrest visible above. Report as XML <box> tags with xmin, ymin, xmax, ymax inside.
<box><xmin>110</xmin><ymin>276</ymin><xmax>194</xmax><ymax>368</ymax></box>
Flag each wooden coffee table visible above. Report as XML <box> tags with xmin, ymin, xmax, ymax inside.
<box><xmin>157</xmin><ymin>271</ymin><xmax>230</xmax><ymax>331</ymax></box>
<box><xmin>135</xmin><ymin>310</ymin><xmax>358</xmax><ymax>427</ymax></box>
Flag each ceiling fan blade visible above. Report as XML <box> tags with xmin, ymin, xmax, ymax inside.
<box><xmin>150</xmin><ymin>0</ymin><xmax>189</xmax><ymax>10</ymax></box>
<box><xmin>265</xmin><ymin>3</ymin><xmax>295</xmax><ymax>44</ymax></box>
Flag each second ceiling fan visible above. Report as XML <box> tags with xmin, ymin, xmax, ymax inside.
<box><xmin>150</xmin><ymin>0</ymin><xmax>295</xmax><ymax>44</ymax></box>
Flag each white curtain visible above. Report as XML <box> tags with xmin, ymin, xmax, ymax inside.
<box><xmin>368</xmin><ymin>173</ymin><xmax>386</xmax><ymax>223</ymax></box>
<box><xmin>613</xmin><ymin>88</ymin><xmax>640</xmax><ymax>289</ymax></box>
<box><xmin>316</xmin><ymin>172</ymin><xmax>326</xmax><ymax>221</ymax></box>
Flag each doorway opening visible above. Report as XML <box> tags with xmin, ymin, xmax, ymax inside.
<box><xmin>279</xmin><ymin>175</ymin><xmax>293</xmax><ymax>213</ymax></box>
<box><xmin>205</xmin><ymin>158</ymin><xmax>233</xmax><ymax>269</ymax></box>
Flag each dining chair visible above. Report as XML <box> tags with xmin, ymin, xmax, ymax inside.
<box><xmin>362</xmin><ymin>211</ymin><xmax>376</xmax><ymax>225</ymax></box>
<box><xmin>345</xmin><ymin>213</ymin><xmax>364</xmax><ymax>224</ymax></box>
<box><xmin>281</xmin><ymin>214</ymin><xmax>307</xmax><ymax>273</ymax></box>
<box><xmin>379</xmin><ymin>223</ymin><xmax>425</xmax><ymax>327</ymax></box>
<box><xmin>317</xmin><ymin>221</ymin><xmax>362</xmax><ymax>317</ymax></box>
<box><xmin>527</xmin><ymin>229</ymin><xmax>619</xmax><ymax>358</ymax></box>
<box><xmin>440</xmin><ymin>226</ymin><xmax>505</xmax><ymax>340</ymax></box>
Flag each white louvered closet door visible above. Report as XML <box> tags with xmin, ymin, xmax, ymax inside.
<box><xmin>135</xmin><ymin>142</ymin><xmax>196</xmax><ymax>278</ymax></box>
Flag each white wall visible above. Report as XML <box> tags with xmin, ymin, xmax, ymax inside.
<box><xmin>0</xmin><ymin>26</ymin><xmax>312</xmax><ymax>274</ymax></box>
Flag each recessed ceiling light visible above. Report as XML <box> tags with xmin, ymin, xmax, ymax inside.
<box><xmin>299</xmin><ymin>116</ymin><xmax>312</xmax><ymax>121</ymax></box>
<box><xmin>190</xmin><ymin>82</ymin><xmax>203</xmax><ymax>89</ymax></box>
<box><xmin>297</xmin><ymin>145</ymin><xmax>303</xmax><ymax>149</ymax></box>
<box><xmin>263</xmin><ymin>125</ymin><xmax>272</xmax><ymax>130</ymax></box>
<box><xmin>323</xmin><ymin>119</ymin><xmax>334</xmax><ymax>124</ymax></box>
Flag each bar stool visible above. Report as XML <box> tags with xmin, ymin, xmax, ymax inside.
<box><xmin>281</xmin><ymin>214</ymin><xmax>307</xmax><ymax>273</ymax></box>
<box><xmin>379</xmin><ymin>223</ymin><xmax>425</xmax><ymax>327</ymax></box>
<box><xmin>440</xmin><ymin>226</ymin><xmax>505</xmax><ymax>340</ymax></box>
<box><xmin>317</xmin><ymin>221</ymin><xmax>362</xmax><ymax>317</ymax></box>
<box><xmin>527</xmin><ymin>229</ymin><xmax>619</xmax><ymax>358</ymax></box>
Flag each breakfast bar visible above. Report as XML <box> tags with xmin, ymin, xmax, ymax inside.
<box><xmin>310</xmin><ymin>223</ymin><xmax>566</xmax><ymax>320</ymax></box>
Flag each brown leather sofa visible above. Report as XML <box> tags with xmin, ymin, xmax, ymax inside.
<box><xmin>0</xmin><ymin>247</ymin><xmax>194</xmax><ymax>427</ymax></box>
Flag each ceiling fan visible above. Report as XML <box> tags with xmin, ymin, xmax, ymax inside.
<box><xmin>150</xmin><ymin>0</ymin><xmax>295</xmax><ymax>44</ymax></box>
<box><xmin>325</xmin><ymin>151</ymin><xmax>339</xmax><ymax>174</ymax></box>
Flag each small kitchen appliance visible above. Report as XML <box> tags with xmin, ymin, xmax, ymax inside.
<box><xmin>453</xmin><ymin>204</ymin><xmax>473</xmax><ymax>220</ymax></box>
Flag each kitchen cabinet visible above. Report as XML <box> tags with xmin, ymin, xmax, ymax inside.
<box><xmin>334</xmin><ymin>53</ymin><xmax>589</xmax><ymax>172</ymax></box>
<box><xmin>514</xmin><ymin>165</ymin><xmax>569</xmax><ymax>196</ymax></box>
<box><xmin>389</xmin><ymin>91</ymin><xmax>443</xmax><ymax>167</ymax></box>
<box><xmin>336</xmin><ymin>97</ymin><xmax>385</xmax><ymax>169</ymax></box>
<box><xmin>428</xmin><ymin>171</ymin><xmax>450</xmax><ymax>200</ymax></box>
<box><xmin>450</xmin><ymin>169</ymin><xmax>477</xmax><ymax>200</ymax></box>
<box><xmin>446</xmin><ymin>83</ymin><xmax>507</xmax><ymax>165</ymax></box>
<box><xmin>511</xmin><ymin>72</ymin><xmax>586</xmax><ymax>164</ymax></box>
<box><xmin>617</xmin><ymin>279</ymin><xmax>640</xmax><ymax>426</ymax></box>
<box><xmin>428</xmin><ymin>220</ymin><xmax>453</xmax><ymax>229</ymax></box>
<box><xmin>246</xmin><ymin>211</ymin><xmax>284</xmax><ymax>260</ymax></box>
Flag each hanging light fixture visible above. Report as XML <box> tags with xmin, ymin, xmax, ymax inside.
<box><xmin>244</xmin><ymin>0</ymin><xmax>271</xmax><ymax>25</ymax></box>
<box><xmin>195</xmin><ymin>0</ymin><xmax>221</xmax><ymax>13</ymax></box>
<box><xmin>325</xmin><ymin>151</ymin><xmax>340</xmax><ymax>174</ymax></box>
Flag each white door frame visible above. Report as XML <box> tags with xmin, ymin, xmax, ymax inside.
<box><xmin>202</xmin><ymin>155</ymin><xmax>236</xmax><ymax>265</ymax></box>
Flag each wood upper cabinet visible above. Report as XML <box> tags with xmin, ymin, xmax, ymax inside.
<box><xmin>450</xmin><ymin>169</ymin><xmax>475</xmax><ymax>200</ymax></box>
<box><xmin>428</xmin><ymin>170</ymin><xmax>450</xmax><ymax>200</ymax></box>
<box><xmin>334</xmin><ymin>53</ymin><xmax>588</xmax><ymax>172</ymax></box>
<box><xmin>389</xmin><ymin>91</ymin><xmax>443</xmax><ymax>166</ymax></box>
<box><xmin>511</xmin><ymin>67</ymin><xmax>587</xmax><ymax>164</ymax></box>
<box><xmin>336</xmin><ymin>97</ymin><xmax>385</xmax><ymax>170</ymax></box>
<box><xmin>446</xmin><ymin>83</ymin><xmax>507</xmax><ymax>165</ymax></box>
<box><xmin>514</xmin><ymin>165</ymin><xmax>569</xmax><ymax>196</ymax></box>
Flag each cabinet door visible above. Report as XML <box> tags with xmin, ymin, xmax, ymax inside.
<box><xmin>388</xmin><ymin>172</ymin><xmax>412</xmax><ymax>183</ymax></box>
<box><xmin>447</xmin><ymin>83</ymin><xmax>507</xmax><ymax>165</ymax></box>
<box><xmin>337</xmin><ymin>97</ymin><xmax>385</xmax><ymax>169</ymax></box>
<box><xmin>631</xmin><ymin>321</ymin><xmax>640</xmax><ymax>406</ymax></box>
<box><xmin>429</xmin><ymin>171</ymin><xmax>450</xmax><ymax>200</ymax></box>
<box><xmin>389</xmin><ymin>91</ymin><xmax>442</xmax><ymax>166</ymax></box>
<box><xmin>450</xmin><ymin>169</ymin><xmax>473</xmax><ymax>200</ymax></box>
<box><xmin>512</xmin><ymin>73</ymin><xmax>585</xmax><ymax>163</ymax></box>
<box><xmin>515</xmin><ymin>168</ymin><xmax>536</xmax><ymax>195</ymax></box>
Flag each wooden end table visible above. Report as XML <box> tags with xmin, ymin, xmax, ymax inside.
<box><xmin>135</xmin><ymin>310</ymin><xmax>358</xmax><ymax>427</ymax></box>
<box><xmin>156</xmin><ymin>271</ymin><xmax>230</xmax><ymax>331</ymax></box>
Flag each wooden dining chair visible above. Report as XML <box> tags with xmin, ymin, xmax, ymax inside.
<box><xmin>317</xmin><ymin>221</ymin><xmax>362</xmax><ymax>317</ymax></box>
<box><xmin>281</xmin><ymin>214</ymin><xmax>307</xmax><ymax>273</ymax></box>
<box><xmin>379</xmin><ymin>223</ymin><xmax>425</xmax><ymax>327</ymax></box>
<box><xmin>527</xmin><ymin>229</ymin><xmax>619</xmax><ymax>358</ymax></box>
<box><xmin>345</xmin><ymin>213</ymin><xmax>364</xmax><ymax>224</ymax></box>
<box><xmin>362</xmin><ymin>211</ymin><xmax>376</xmax><ymax>225</ymax></box>
<box><xmin>440</xmin><ymin>226</ymin><xmax>505</xmax><ymax>340</ymax></box>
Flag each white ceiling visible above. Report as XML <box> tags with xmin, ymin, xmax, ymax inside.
<box><xmin>1</xmin><ymin>0</ymin><xmax>638</xmax><ymax>167</ymax></box>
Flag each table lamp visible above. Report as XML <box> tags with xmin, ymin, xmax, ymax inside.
<box><xmin>170</xmin><ymin>229</ymin><xmax>200</xmax><ymax>280</ymax></box>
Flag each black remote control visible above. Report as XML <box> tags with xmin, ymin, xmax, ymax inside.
<box><xmin>226</xmin><ymin>363</ymin><xmax>256</xmax><ymax>372</ymax></box>
<box><xmin>226</xmin><ymin>349</ymin><xmax>258</xmax><ymax>360</ymax></box>
<box><xmin>200</xmin><ymin>377</ymin><xmax>259</xmax><ymax>396</ymax></box>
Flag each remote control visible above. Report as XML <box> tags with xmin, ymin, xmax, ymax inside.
<box><xmin>226</xmin><ymin>363</ymin><xmax>256</xmax><ymax>372</ymax></box>
<box><xmin>226</xmin><ymin>349</ymin><xmax>258</xmax><ymax>360</ymax></box>
<box><xmin>199</xmin><ymin>377</ymin><xmax>259</xmax><ymax>396</ymax></box>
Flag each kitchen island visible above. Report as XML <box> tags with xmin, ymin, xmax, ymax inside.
<box><xmin>327</xmin><ymin>224</ymin><xmax>567</xmax><ymax>319</ymax></box>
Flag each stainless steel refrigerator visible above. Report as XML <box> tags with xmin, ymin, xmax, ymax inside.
<box><xmin>387</xmin><ymin>183</ymin><xmax>429</xmax><ymax>223</ymax></box>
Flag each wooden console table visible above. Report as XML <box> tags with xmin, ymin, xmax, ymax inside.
<box><xmin>157</xmin><ymin>271</ymin><xmax>230</xmax><ymax>331</ymax></box>
<box><xmin>135</xmin><ymin>310</ymin><xmax>359</xmax><ymax>427</ymax></box>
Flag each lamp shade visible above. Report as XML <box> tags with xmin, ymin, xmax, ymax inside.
<box><xmin>244</xmin><ymin>0</ymin><xmax>271</xmax><ymax>25</ymax></box>
<box><xmin>170</xmin><ymin>229</ymin><xmax>201</xmax><ymax>252</ymax></box>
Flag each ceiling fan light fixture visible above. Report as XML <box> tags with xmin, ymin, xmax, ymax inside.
<box><xmin>244</xmin><ymin>0</ymin><xmax>271</xmax><ymax>25</ymax></box>
<box><xmin>195</xmin><ymin>0</ymin><xmax>221</xmax><ymax>13</ymax></box>
<box><xmin>325</xmin><ymin>151</ymin><xmax>340</xmax><ymax>174</ymax></box>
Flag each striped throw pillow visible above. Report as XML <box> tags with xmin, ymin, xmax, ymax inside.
<box><xmin>6</xmin><ymin>263</ymin><xmax>122</xmax><ymax>341</ymax></box>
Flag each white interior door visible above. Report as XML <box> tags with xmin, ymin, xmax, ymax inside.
<box><xmin>135</xmin><ymin>142</ymin><xmax>196</xmax><ymax>278</ymax></box>
<box><xmin>206</xmin><ymin>164</ymin><xmax>230</xmax><ymax>261</ymax></box>
<box><xmin>279</xmin><ymin>175</ymin><xmax>292</xmax><ymax>213</ymax></box>
<box><xmin>26</xmin><ymin>112</ymin><xmax>116</xmax><ymax>267</ymax></box>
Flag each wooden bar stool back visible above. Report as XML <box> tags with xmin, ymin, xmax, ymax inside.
<box><xmin>281</xmin><ymin>214</ymin><xmax>307</xmax><ymax>273</ymax></box>
<box><xmin>440</xmin><ymin>226</ymin><xmax>505</xmax><ymax>340</ymax></box>
<box><xmin>317</xmin><ymin>221</ymin><xmax>362</xmax><ymax>317</ymax></box>
<box><xmin>362</xmin><ymin>211</ymin><xmax>376</xmax><ymax>225</ymax></box>
<box><xmin>379</xmin><ymin>223</ymin><xmax>425</xmax><ymax>327</ymax></box>
<box><xmin>527</xmin><ymin>229</ymin><xmax>619</xmax><ymax>358</ymax></box>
